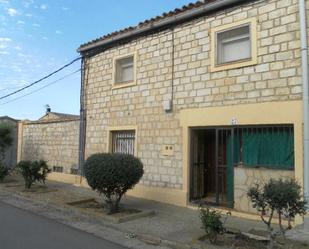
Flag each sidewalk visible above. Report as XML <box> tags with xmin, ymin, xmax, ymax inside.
<box><xmin>48</xmin><ymin>180</ymin><xmax>309</xmax><ymax>245</ymax></box>
<box><xmin>1</xmin><ymin>177</ymin><xmax>308</xmax><ymax>249</ymax></box>
<box><xmin>45</xmin><ymin>180</ymin><xmax>267</xmax><ymax>243</ymax></box>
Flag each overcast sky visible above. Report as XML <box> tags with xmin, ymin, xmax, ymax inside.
<box><xmin>0</xmin><ymin>0</ymin><xmax>192</xmax><ymax>120</ymax></box>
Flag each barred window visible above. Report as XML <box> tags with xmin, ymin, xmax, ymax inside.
<box><xmin>112</xmin><ymin>130</ymin><xmax>135</xmax><ymax>155</ymax></box>
<box><xmin>233</xmin><ymin>126</ymin><xmax>294</xmax><ymax>170</ymax></box>
<box><xmin>53</xmin><ymin>166</ymin><xmax>63</xmax><ymax>173</ymax></box>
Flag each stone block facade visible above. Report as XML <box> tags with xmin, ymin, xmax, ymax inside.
<box><xmin>83</xmin><ymin>0</ymin><xmax>306</xmax><ymax>194</ymax></box>
<box><xmin>234</xmin><ymin>167</ymin><xmax>294</xmax><ymax>213</ymax></box>
<box><xmin>19</xmin><ymin>119</ymin><xmax>79</xmax><ymax>173</ymax></box>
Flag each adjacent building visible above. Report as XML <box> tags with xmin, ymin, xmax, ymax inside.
<box><xmin>77</xmin><ymin>0</ymin><xmax>309</xmax><ymax>214</ymax></box>
<box><xmin>18</xmin><ymin>109</ymin><xmax>80</xmax><ymax>174</ymax></box>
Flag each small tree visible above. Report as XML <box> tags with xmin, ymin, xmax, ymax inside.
<box><xmin>0</xmin><ymin>124</ymin><xmax>13</xmax><ymax>182</ymax></box>
<box><xmin>84</xmin><ymin>153</ymin><xmax>144</xmax><ymax>214</ymax></box>
<box><xmin>0</xmin><ymin>124</ymin><xmax>13</xmax><ymax>161</ymax></box>
<box><xmin>199</xmin><ymin>206</ymin><xmax>230</xmax><ymax>244</ymax></box>
<box><xmin>247</xmin><ymin>178</ymin><xmax>307</xmax><ymax>249</ymax></box>
<box><xmin>17</xmin><ymin>160</ymin><xmax>51</xmax><ymax>189</ymax></box>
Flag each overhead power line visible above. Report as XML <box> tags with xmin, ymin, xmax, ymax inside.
<box><xmin>0</xmin><ymin>86</ymin><xmax>23</xmax><ymax>92</ymax></box>
<box><xmin>0</xmin><ymin>57</ymin><xmax>81</xmax><ymax>101</ymax></box>
<box><xmin>0</xmin><ymin>69</ymin><xmax>81</xmax><ymax>106</ymax></box>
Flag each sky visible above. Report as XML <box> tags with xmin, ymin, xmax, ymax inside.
<box><xmin>0</xmin><ymin>0</ymin><xmax>193</xmax><ymax>120</ymax></box>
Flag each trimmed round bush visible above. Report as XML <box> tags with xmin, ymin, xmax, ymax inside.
<box><xmin>84</xmin><ymin>153</ymin><xmax>144</xmax><ymax>214</ymax></box>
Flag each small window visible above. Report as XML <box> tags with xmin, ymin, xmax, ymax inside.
<box><xmin>112</xmin><ymin>130</ymin><xmax>135</xmax><ymax>155</ymax></box>
<box><xmin>70</xmin><ymin>168</ymin><xmax>78</xmax><ymax>175</ymax></box>
<box><xmin>216</xmin><ymin>25</ymin><xmax>251</xmax><ymax>65</ymax></box>
<box><xmin>115</xmin><ymin>56</ymin><xmax>134</xmax><ymax>84</ymax></box>
<box><xmin>211</xmin><ymin>18</ymin><xmax>257</xmax><ymax>72</ymax></box>
<box><xmin>53</xmin><ymin>166</ymin><xmax>63</xmax><ymax>173</ymax></box>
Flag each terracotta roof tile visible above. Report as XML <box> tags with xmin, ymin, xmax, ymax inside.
<box><xmin>78</xmin><ymin>0</ymin><xmax>217</xmax><ymax>52</ymax></box>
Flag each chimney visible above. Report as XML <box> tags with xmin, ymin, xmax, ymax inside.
<box><xmin>45</xmin><ymin>104</ymin><xmax>51</xmax><ymax>114</ymax></box>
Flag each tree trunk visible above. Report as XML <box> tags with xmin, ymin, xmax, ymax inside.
<box><xmin>268</xmin><ymin>237</ymin><xmax>274</xmax><ymax>249</ymax></box>
<box><xmin>267</xmin><ymin>225</ymin><xmax>275</xmax><ymax>249</ymax></box>
<box><xmin>25</xmin><ymin>180</ymin><xmax>32</xmax><ymax>189</ymax></box>
<box><xmin>106</xmin><ymin>194</ymin><xmax>123</xmax><ymax>214</ymax></box>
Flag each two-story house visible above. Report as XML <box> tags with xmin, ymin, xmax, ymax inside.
<box><xmin>77</xmin><ymin>0</ymin><xmax>309</xmax><ymax>214</ymax></box>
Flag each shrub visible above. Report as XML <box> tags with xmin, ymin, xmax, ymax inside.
<box><xmin>247</xmin><ymin>178</ymin><xmax>307</xmax><ymax>249</ymax></box>
<box><xmin>84</xmin><ymin>153</ymin><xmax>144</xmax><ymax>214</ymax></box>
<box><xmin>0</xmin><ymin>162</ymin><xmax>9</xmax><ymax>182</ymax></box>
<box><xmin>0</xmin><ymin>124</ymin><xmax>12</xmax><ymax>160</ymax></box>
<box><xmin>17</xmin><ymin>160</ymin><xmax>51</xmax><ymax>189</ymax></box>
<box><xmin>199</xmin><ymin>206</ymin><xmax>230</xmax><ymax>244</ymax></box>
<box><xmin>0</xmin><ymin>124</ymin><xmax>12</xmax><ymax>182</ymax></box>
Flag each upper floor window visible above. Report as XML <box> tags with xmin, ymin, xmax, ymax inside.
<box><xmin>211</xmin><ymin>18</ymin><xmax>257</xmax><ymax>72</ymax></box>
<box><xmin>217</xmin><ymin>25</ymin><xmax>251</xmax><ymax>64</ymax></box>
<box><xmin>113</xmin><ymin>54</ymin><xmax>135</xmax><ymax>88</ymax></box>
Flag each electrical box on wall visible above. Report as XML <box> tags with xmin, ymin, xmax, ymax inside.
<box><xmin>161</xmin><ymin>144</ymin><xmax>174</xmax><ymax>156</ymax></box>
<box><xmin>163</xmin><ymin>100</ymin><xmax>172</xmax><ymax>112</ymax></box>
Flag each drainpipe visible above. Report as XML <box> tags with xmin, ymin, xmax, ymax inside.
<box><xmin>299</xmin><ymin>0</ymin><xmax>309</xmax><ymax>202</ymax></box>
<box><xmin>78</xmin><ymin>57</ymin><xmax>86</xmax><ymax>180</ymax></box>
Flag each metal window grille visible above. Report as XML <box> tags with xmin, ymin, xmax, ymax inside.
<box><xmin>233</xmin><ymin>125</ymin><xmax>294</xmax><ymax>169</ymax></box>
<box><xmin>53</xmin><ymin>166</ymin><xmax>63</xmax><ymax>173</ymax></box>
<box><xmin>70</xmin><ymin>168</ymin><xmax>78</xmax><ymax>175</ymax></box>
<box><xmin>112</xmin><ymin>130</ymin><xmax>135</xmax><ymax>155</ymax></box>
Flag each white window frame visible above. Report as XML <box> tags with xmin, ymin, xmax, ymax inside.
<box><xmin>217</xmin><ymin>27</ymin><xmax>251</xmax><ymax>64</ymax></box>
<box><xmin>211</xmin><ymin>18</ymin><xmax>257</xmax><ymax>72</ymax></box>
<box><xmin>112</xmin><ymin>53</ymin><xmax>136</xmax><ymax>89</ymax></box>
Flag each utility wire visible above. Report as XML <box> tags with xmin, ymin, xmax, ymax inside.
<box><xmin>0</xmin><ymin>69</ymin><xmax>81</xmax><ymax>106</ymax></box>
<box><xmin>0</xmin><ymin>57</ymin><xmax>81</xmax><ymax>101</ymax></box>
<box><xmin>0</xmin><ymin>86</ymin><xmax>23</xmax><ymax>92</ymax></box>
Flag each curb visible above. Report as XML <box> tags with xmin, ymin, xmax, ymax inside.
<box><xmin>136</xmin><ymin>233</ymin><xmax>193</xmax><ymax>249</ymax></box>
<box><xmin>0</xmin><ymin>189</ymin><xmax>194</xmax><ymax>249</ymax></box>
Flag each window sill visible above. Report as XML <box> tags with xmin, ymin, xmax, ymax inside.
<box><xmin>112</xmin><ymin>81</ymin><xmax>136</xmax><ymax>90</ymax></box>
<box><xmin>210</xmin><ymin>58</ymin><xmax>257</xmax><ymax>72</ymax></box>
<box><xmin>234</xmin><ymin>164</ymin><xmax>294</xmax><ymax>171</ymax></box>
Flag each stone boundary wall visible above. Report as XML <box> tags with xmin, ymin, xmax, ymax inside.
<box><xmin>18</xmin><ymin>118</ymin><xmax>80</xmax><ymax>174</ymax></box>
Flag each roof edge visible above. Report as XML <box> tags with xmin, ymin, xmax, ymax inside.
<box><xmin>22</xmin><ymin>117</ymin><xmax>80</xmax><ymax>125</ymax></box>
<box><xmin>78</xmin><ymin>0</ymin><xmax>247</xmax><ymax>54</ymax></box>
<box><xmin>0</xmin><ymin>116</ymin><xmax>20</xmax><ymax>122</ymax></box>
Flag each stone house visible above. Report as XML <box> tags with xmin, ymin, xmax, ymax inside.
<box><xmin>77</xmin><ymin>0</ymin><xmax>309</xmax><ymax>214</ymax></box>
<box><xmin>18</xmin><ymin>110</ymin><xmax>80</xmax><ymax>174</ymax></box>
<box><xmin>39</xmin><ymin>111</ymin><xmax>79</xmax><ymax>122</ymax></box>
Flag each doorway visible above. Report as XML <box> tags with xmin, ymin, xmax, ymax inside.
<box><xmin>190</xmin><ymin>128</ymin><xmax>234</xmax><ymax>208</ymax></box>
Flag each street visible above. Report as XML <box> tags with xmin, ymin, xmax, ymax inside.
<box><xmin>0</xmin><ymin>201</ymin><xmax>127</xmax><ymax>249</ymax></box>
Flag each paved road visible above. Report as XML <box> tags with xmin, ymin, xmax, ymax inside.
<box><xmin>0</xmin><ymin>201</ymin><xmax>127</xmax><ymax>249</ymax></box>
